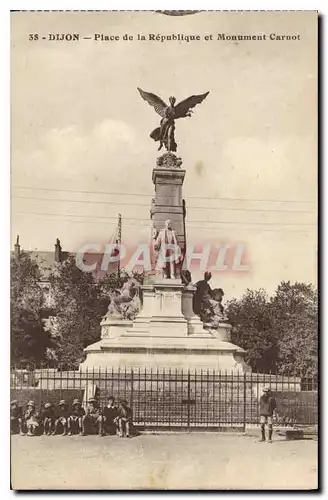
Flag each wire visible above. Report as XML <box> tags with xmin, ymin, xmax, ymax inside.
<box><xmin>13</xmin><ymin>186</ymin><xmax>153</xmax><ymax>198</ymax></box>
<box><xmin>12</xmin><ymin>185</ymin><xmax>316</xmax><ymax>205</ymax></box>
<box><xmin>13</xmin><ymin>211</ymin><xmax>316</xmax><ymax>226</ymax></box>
<box><xmin>12</xmin><ymin>195</ymin><xmax>316</xmax><ymax>213</ymax></box>
<box><xmin>14</xmin><ymin>212</ymin><xmax>317</xmax><ymax>232</ymax></box>
<box><xmin>13</xmin><ymin>195</ymin><xmax>149</xmax><ymax>207</ymax></box>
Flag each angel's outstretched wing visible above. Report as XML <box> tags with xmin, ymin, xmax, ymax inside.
<box><xmin>137</xmin><ymin>88</ymin><xmax>168</xmax><ymax>118</ymax></box>
<box><xmin>174</xmin><ymin>91</ymin><xmax>210</xmax><ymax>119</ymax></box>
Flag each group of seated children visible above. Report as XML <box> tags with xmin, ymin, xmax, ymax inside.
<box><xmin>10</xmin><ymin>396</ymin><xmax>133</xmax><ymax>438</ymax></box>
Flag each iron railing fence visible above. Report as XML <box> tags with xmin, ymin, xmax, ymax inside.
<box><xmin>11</xmin><ymin>368</ymin><xmax>318</xmax><ymax>431</ymax></box>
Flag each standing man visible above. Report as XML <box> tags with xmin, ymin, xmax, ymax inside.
<box><xmin>154</xmin><ymin>219</ymin><xmax>181</xmax><ymax>279</ymax></box>
<box><xmin>259</xmin><ymin>387</ymin><xmax>276</xmax><ymax>443</ymax></box>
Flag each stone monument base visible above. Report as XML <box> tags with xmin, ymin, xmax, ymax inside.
<box><xmin>80</xmin><ymin>327</ymin><xmax>247</xmax><ymax>372</ymax></box>
<box><xmin>81</xmin><ymin>277</ymin><xmax>248</xmax><ymax>372</ymax></box>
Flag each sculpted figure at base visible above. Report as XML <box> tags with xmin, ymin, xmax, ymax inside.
<box><xmin>193</xmin><ymin>272</ymin><xmax>228</xmax><ymax>328</ymax></box>
<box><xmin>154</xmin><ymin>219</ymin><xmax>181</xmax><ymax>279</ymax></box>
<box><xmin>106</xmin><ymin>278</ymin><xmax>141</xmax><ymax>320</ymax></box>
<box><xmin>181</xmin><ymin>269</ymin><xmax>192</xmax><ymax>286</ymax></box>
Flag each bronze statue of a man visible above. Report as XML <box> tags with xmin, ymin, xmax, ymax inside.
<box><xmin>154</xmin><ymin>219</ymin><xmax>181</xmax><ymax>279</ymax></box>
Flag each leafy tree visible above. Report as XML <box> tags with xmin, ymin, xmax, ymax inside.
<box><xmin>47</xmin><ymin>263</ymin><xmax>144</xmax><ymax>366</ymax></box>
<box><xmin>49</xmin><ymin>255</ymin><xmax>108</xmax><ymax>366</ymax></box>
<box><xmin>227</xmin><ymin>289</ymin><xmax>278</xmax><ymax>372</ymax></box>
<box><xmin>11</xmin><ymin>251</ymin><xmax>52</xmax><ymax>367</ymax></box>
<box><xmin>226</xmin><ymin>282</ymin><xmax>318</xmax><ymax>376</ymax></box>
<box><xmin>270</xmin><ymin>281</ymin><xmax>318</xmax><ymax>377</ymax></box>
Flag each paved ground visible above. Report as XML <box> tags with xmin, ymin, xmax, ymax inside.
<box><xmin>11</xmin><ymin>432</ymin><xmax>318</xmax><ymax>490</ymax></box>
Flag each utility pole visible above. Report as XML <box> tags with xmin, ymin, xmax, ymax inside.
<box><xmin>116</xmin><ymin>213</ymin><xmax>122</xmax><ymax>280</ymax></box>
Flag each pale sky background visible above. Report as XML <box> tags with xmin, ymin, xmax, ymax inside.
<box><xmin>11</xmin><ymin>11</ymin><xmax>317</xmax><ymax>298</ymax></box>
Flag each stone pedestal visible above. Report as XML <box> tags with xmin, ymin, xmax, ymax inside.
<box><xmin>151</xmin><ymin>153</ymin><xmax>186</xmax><ymax>250</ymax></box>
<box><xmin>210</xmin><ymin>322</ymin><xmax>232</xmax><ymax>341</ymax></box>
<box><xmin>81</xmin><ymin>336</ymin><xmax>247</xmax><ymax>372</ymax></box>
<box><xmin>128</xmin><ymin>278</ymin><xmax>188</xmax><ymax>337</ymax></box>
<box><xmin>82</xmin><ymin>277</ymin><xmax>246</xmax><ymax>372</ymax></box>
<box><xmin>182</xmin><ymin>284</ymin><xmax>209</xmax><ymax>335</ymax></box>
<box><xmin>100</xmin><ymin>316</ymin><xmax>132</xmax><ymax>339</ymax></box>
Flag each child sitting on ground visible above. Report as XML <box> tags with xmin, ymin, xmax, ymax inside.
<box><xmin>81</xmin><ymin>398</ymin><xmax>101</xmax><ymax>436</ymax></box>
<box><xmin>41</xmin><ymin>402</ymin><xmax>55</xmax><ymax>436</ymax></box>
<box><xmin>117</xmin><ymin>400</ymin><xmax>133</xmax><ymax>438</ymax></box>
<box><xmin>68</xmin><ymin>399</ymin><xmax>85</xmax><ymax>436</ymax></box>
<box><xmin>54</xmin><ymin>400</ymin><xmax>69</xmax><ymax>436</ymax></box>
<box><xmin>99</xmin><ymin>396</ymin><xmax>118</xmax><ymax>436</ymax></box>
<box><xmin>24</xmin><ymin>400</ymin><xmax>40</xmax><ymax>436</ymax></box>
<box><xmin>10</xmin><ymin>400</ymin><xmax>23</xmax><ymax>435</ymax></box>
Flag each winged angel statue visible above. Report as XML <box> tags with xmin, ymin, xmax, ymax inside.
<box><xmin>137</xmin><ymin>88</ymin><xmax>209</xmax><ymax>152</ymax></box>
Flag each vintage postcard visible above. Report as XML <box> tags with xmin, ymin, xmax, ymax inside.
<box><xmin>10</xmin><ymin>10</ymin><xmax>318</xmax><ymax>490</ymax></box>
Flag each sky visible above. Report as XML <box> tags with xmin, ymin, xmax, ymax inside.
<box><xmin>11</xmin><ymin>11</ymin><xmax>317</xmax><ymax>298</ymax></box>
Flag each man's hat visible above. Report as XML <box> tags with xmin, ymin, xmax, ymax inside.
<box><xmin>27</xmin><ymin>400</ymin><xmax>35</xmax><ymax>406</ymax></box>
<box><xmin>72</xmin><ymin>399</ymin><xmax>81</xmax><ymax>405</ymax></box>
<box><xmin>59</xmin><ymin>400</ymin><xmax>66</xmax><ymax>406</ymax></box>
<box><xmin>262</xmin><ymin>387</ymin><xmax>271</xmax><ymax>392</ymax></box>
<box><xmin>108</xmin><ymin>396</ymin><xmax>115</xmax><ymax>401</ymax></box>
<box><xmin>11</xmin><ymin>400</ymin><xmax>18</xmax><ymax>405</ymax></box>
<box><xmin>88</xmin><ymin>398</ymin><xmax>97</xmax><ymax>403</ymax></box>
<box><xmin>44</xmin><ymin>402</ymin><xmax>52</xmax><ymax>408</ymax></box>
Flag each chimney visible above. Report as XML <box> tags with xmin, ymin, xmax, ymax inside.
<box><xmin>54</xmin><ymin>238</ymin><xmax>62</xmax><ymax>262</ymax></box>
<box><xmin>14</xmin><ymin>235</ymin><xmax>20</xmax><ymax>257</ymax></box>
